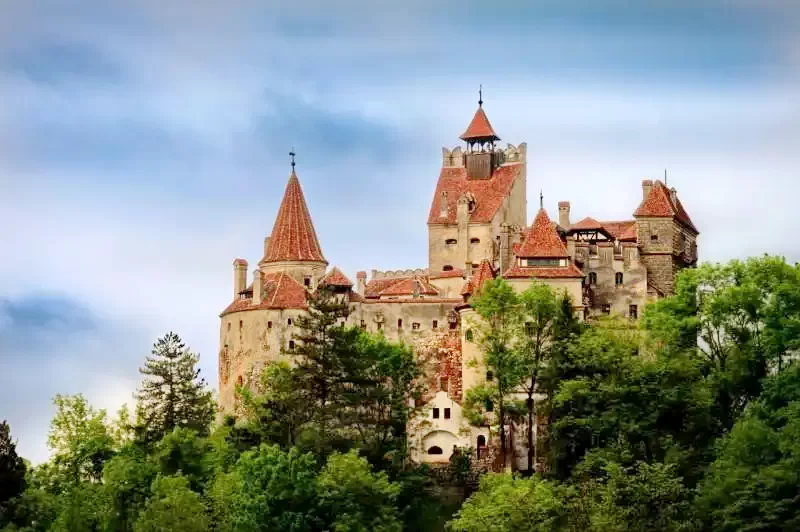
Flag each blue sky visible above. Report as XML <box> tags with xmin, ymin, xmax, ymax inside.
<box><xmin>1</xmin><ymin>0</ymin><xmax>799</xmax><ymax>463</ymax></box>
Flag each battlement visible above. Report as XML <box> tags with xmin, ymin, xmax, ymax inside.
<box><xmin>442</xmin><ymin>143</ymin><xmax>527</xmax><ymax>168</ymax></box>
<box><xmin>370</xmin><ymin>268</ymin><xmax>428</xmax><ymax>280</ymax></box>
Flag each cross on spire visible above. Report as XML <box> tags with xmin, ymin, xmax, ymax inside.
<box><xmin>540</xmin><ymin>190</ymin><xmax>544</xmax><ymax>209</ymax></box>
<box><xmin>478</xmin><ymin>84</ymin><xmax>483</xmax><ymax>107</ymax></box>
<box><xmin>289</xmin><ymin>148</ymin><xmax>296</xmax><ymax>172</ymax></box>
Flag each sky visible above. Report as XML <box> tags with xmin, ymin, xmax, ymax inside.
<box><xmin>1</xmin><ymin>0</ymin><xmax>799</xmax><ymax>463</ymax></box>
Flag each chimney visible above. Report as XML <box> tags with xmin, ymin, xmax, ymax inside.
<box><xmin>356</xmin><ymin>271</ymin><xmax>367</xmax><ymax>295</ymax></box>
<box><xmin>263</xmin><ymin>236</ymin><xmax>271</xmax><ymax>258</ymax></box>
<box><xmin>558</xmin><ymin>201</ymin><xmax>571</xmax><ymax>229</ymax></box>
<box><xmin>669</xmin><ymin>187</ymin><xmax>678</xmax><ymax>206</ymax></box>
<box><xmin>252</xmin><ymin>269</ymin><xmax>262</xmax><ymax>305</ymax></box>
<box><xmin>233</xmin><ymin>259</ymin><xmax>248</xmax><ymax>298</ymax></box>
<box><xmin>642</xmin><ymin>180</ymin><xmax>653</xmax><ymax>201</ymax></box>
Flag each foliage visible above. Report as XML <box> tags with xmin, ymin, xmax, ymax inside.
<box><xmin>0</xmin><ymin>421</ymin><xmax>26</xmax><ymax>518</ymax></box>
<box><xmin>135</xmin><ymin>332</ymin><xmax>214</xmax><ymax>444</ymax></box>
<box><xmin>133</xmin><ymin>475</ymin><xmax>209</xmax><ymax>532</ymax></box>
<box><xmin>102</xmin><ymin>445</ymin><xmax>158</xmax><ymax>532</ymax></box>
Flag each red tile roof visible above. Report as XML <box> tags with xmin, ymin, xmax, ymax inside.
<box><xmin>633</xmin><ymin>180</ymin><xmax>698</xmax><ymax>233</ymax></box>
<box><xmin>459</xmin><ymin>106</ymin><xmax>500</xmax><ymax>141</ymax></box>
<box><xmin>570</xmin><ymin>217</ymin><xmax>604</xmax><ymax>231</ymax></box>
<box><xmin>428</xmin><ymin>163</ymin><xmax>523</xmax><ymax>224</ymax></box>
<box><xmin>221</xmin><ymin>272</ymin><xmax>308</xmax><ymax>315</ymax></box>
<box><xmin>618</xmin><ymin>223</ymin><xmax>637</xmax><ymax>241</ymax></box>
<box><xmin>378</xmin><ymin>277</ymin><xmax>440</xmax><ymax>297</ymax></box>
<box><xmin>516</xmin><ymin>209</ymin><xmax>569</xmax><ymax>258</ymax></box>
<box><xmin>429</xmin><ymin>268</ymin><xmax>466</xmax><ymax>279</ymax></box>
<box><xmin>262</xmin><ymin>173</ymin><xmax>327</xmax><ymax>264</ymax></box>
<box><xmin>364</xmin><ymin>277</ymin><xmax>410</xmax><ymax>298</ymax></box>
<box><xmin>462</xmin><ymin>260</ymin><xmax>496</xmax><ymax>296</ymax></box>
<box><xmin>503</xmin><ymin>263</ymin><xmax>585</xmax><ymax>279</ymax></box>
<box><xmin>600</xmin><ymin>220</ymin><xmax>636</xmax><ymax>240</ymax></box>
<box><xmin>319</xmin><ymin>267</ymin><xmax>353</xmax><ymax>287</ymax></box>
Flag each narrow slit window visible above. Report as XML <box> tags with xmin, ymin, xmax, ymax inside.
<box><xmin>432</xmin><ymin>320</ymin><xmax>438</xmax><ymax>329</ymax></box>
<box><xmin>615</xmin><ymin>272</ymin><xmax>624</xmax><ymax>286</ymax></box>
<box><xmin>397</xmin><ymin>319</ymin><xmax>403</xmax><ymax>328</ymax></box>
<box><xmin>433</xmin><ymin>408</ymin><xmax>440</xmax><ymax>419</ymax></box>
<box><xmin>444</xmin><ymin>408</ymin><xmax>451</xmax><ymax>419</ymax></box>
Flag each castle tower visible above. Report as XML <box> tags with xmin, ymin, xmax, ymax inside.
<box><xmin>633</xmin><ymin>179</ymin><xmax>699</xmax><ymax>295</ymax></box>
<box><xmin>259</xmin><ymin>168</ymin><xmax>328</xmax><ymax>289</ymax></box>
<box><xmin>428</xmin><ymin>93</ymin><xmax>527</xmax><ymax>277</ymax></box>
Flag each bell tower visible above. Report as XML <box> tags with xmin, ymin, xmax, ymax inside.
<box><xmin>459</xmin><ymin>87</ymin><xmax>503</xmax><ymax>180</ymax></box>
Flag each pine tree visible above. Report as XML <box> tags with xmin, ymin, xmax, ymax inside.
<box><xmin>0</xmin><ymin>420</ymin><xmax>26</xmax><ymax>515</ymax></box>
<box><xmin>135</xmin><ymin>332</ymin><xmax>214</xmax><ymax>443</ymax></box>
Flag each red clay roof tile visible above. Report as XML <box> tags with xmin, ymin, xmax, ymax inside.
<box><xmin>262</xmin><ymin>173</ymin><xmax>326</xmax><ymax>264</ymax></box>
<box><xmin>378</xmin><ymin>277</ymin><xmax>440</xmax><ymax>297</ymax></box>
<box><xmin>319</xmin><ymin>267</ymin><xmax>353</xmax><ymax>287</ymax></box>
<box><xmin>570</xmin><ymin>217</ymin><xmax>604</xmax><ymax>231</ymax></box>
<box><xmin>459</xmin><ymin>106</ymin><xmax>500</xmax><ymax>141</ymax></box>
<box><xmin>427</xmin><ymin>163</ymin><xmax>523</xmax><ymax>224</ymax></box>
<box><xmin>221</xmin><ymin>271</ymin><xmax>308</xmax><ymax>315</ymax></box>
<box><xmin>633</xmin><ymin>180</ymin><xmax>698</xmax><ymax>233</ymax></box>
<box><xmin>503</xmin><ymin>263</ymin><xmax>585</xmax><ymax>279</ymax></box>
<box><xmin>516</xmin><ymin>209</ymin><xmax>569</xmax><ymax>258</ymax></box>
<box><xmin>429</xmin><ymin>268</ymin><xmax>466</xmax><ymax>279</ymax></box>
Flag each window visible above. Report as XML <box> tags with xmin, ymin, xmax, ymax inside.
<box><xmin>629</xmin><ymin>304</ymin><xmax>638</xmax><ymax>319</ymax></box>
<box><xmin>449</xmin><ymin>321</ymin><xmax>457</xmax><ymax>330</ymax></box>
<box><xmin>267</xmin><ymin>321</ymin><xmax>272</xmax><ymax>329</ymax></box>
<box><xmin>360</xmin><ymin>320</ymin><xmax>367</xmax><ymax>329</ymax></box>
<box><xmin>526</xmin><ymin>258</ymin><xmax>560</xmax><ymax>267</ymax></box>
<box><xmin>465</xmin><ymin>329</ymin><xmax>474</xmax><ymax>342</ymax></box>
<box><xmin>650</xmin><ymin>233</ymin><xmax>659</xmax><ymax>241</ymax></box>
<box><xmin>470</xmin><ymin>238</ymin><xmax>480</xmax><ymax>244</ymax></box>
<box><xmin>377</xmin><ymin>322</ymin><xmax>383</xmax><ymax>330</ymax></box>
<box><xmin>237</xmin><ymin>375</ymin><xmax>243</xmax><ymax>386</ymax></box>
<box><xmin>287</xmin><ymin>318</ymin><xmax>293</xmax><ymax>326</ymax></box>
<box><xmin>486</xmin><ymin>371</ymin><xmax>494</xmax><ymax>382</ymax></box>
<box><xmin>444</xmin><ymin>408</ymin><xmax>451</xmax><ymax>419</ymax></box>
<box><xmin>428</xmin><ymin>446</ymin><xmax>443</xmax><ymax>455</ymax></box>
<box><xmin>227</xmin><ymin>322</ymin><xmax>231</xmax><ymax>332</ymax></box>
<box><xmin>602</xmin><ymin>304</ymin><xmax>611</xmax><ymax>315</ymax></box>
<box><xmin>445</xmin><ymin>238</ymin><xmax>457</xmax><ymax>246</ymax></box>
<box><xmin>485</xmin><ymin>399</ymin><xmax>494</xmax><ymax>412</ymax></box>
<box><xmin>397</xmin><ymin>319</ymin><xmax>403</xmax><ymax>328</ymax></box>
<box><xmin>588</xmin><ymin>272</ymin><xmax>597</xmax><ymax>285</ymax></box>
<box><xmin>433</xmin><ymin>408</ymin><xmax>440</xmax><ymax>419</ymax></box>
<box><xmin>412</xmin><ymin>322</ymin><xmax>421</xmax><ymax>330</ymax></box>
<box><xmin>477</xmin><ymin>435</ymin><xmax>486</xmax><ymax>458</ymax></box>
<box><xmin>288</xmin><ymin>340</ymin><xmax>295</xmax><ymax>349</ymax></box>
<box><xmin>239</xmin><ymin>320</ymin><xmax>243</xmax><ymax>329</ymax></box>
<box><xmin>303</xmin><ymin>276</ymin><xmax>311</xmax><ymax>287</ymax></box>
<box><xmin>432</xmin><ymin>320</ymin><xmax>438</xmax><ymax>329</ymax></box>
<box><xmin>443</xmin><ymin>265</ymin><xmax>454</xmax><ymax>271</ymax></box>
<box><xmin>615</xmin><ymin>272</ymin><xmax>624</xmax><ymax>286</ymax></box>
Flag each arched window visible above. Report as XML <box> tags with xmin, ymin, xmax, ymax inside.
<box><xmin>427</xmin><ymin>446</ymin><xmax>443</xmax><ymax>455</ymax></box>
<box><xmin>477</xmin><ymin>435</ymin><xmax>487</xmax><ymax>458</ymax></box>
<box><xmin>443</xmin><ymin>265</ymin><xmax>454</xmax><ymax>271</ymax></box>
<box><xmin>589</xmin><ymin>272</ymin><xmax>597</xmax><ymax>285</ymax></box>
<box><xmin>465</xmin><ymin>329</ymin><xmax>474</xmax><ymax>342</ymax></box>
<box><xmin>486</xmin><ymin>371</ymin><xmax>494</xmax><ymax>382</ymax></box>
<box><xmin>615</xmin><ymin>272</ymin><xmax>624</xmax><ymax>286</ymax></box>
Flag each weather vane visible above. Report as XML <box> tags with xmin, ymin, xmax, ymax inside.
<box><xmin>478</xmin><ymin>84</ymin><xmax>483</xmax><ymax>107</ymax></box>
<box><xmin>290</xmin><ymin>148</ymin><xmax>296</xmax><ymax>170</ymax></box>
<box><xmin>540</xmin><ymin>190</ymin><xmax>544</xmax><ymax>209</ymax></box>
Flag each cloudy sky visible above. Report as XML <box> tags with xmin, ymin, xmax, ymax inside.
<box><xmin>1</xmin><ymin>0</ymin><xmax>798</xmax><ymax>462</ymax></box>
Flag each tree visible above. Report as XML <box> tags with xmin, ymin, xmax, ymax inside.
<box><xmin>517</xmin><ymin>284</ymin><xmax>559</xmax><ymax>473</ymax></box>
<box><xmin>135</xmin><ymin>332</ymin><xmax>214</xmax><ymax>443</ymax></box>
<box><xmin>103</xmin><ymin>446</ymin><xmax>158</xmax><ymax>532</ymax></box>
<box><xmin>470</xmin><ymin>279</ymin><xmax>526</xmax><ymax>468</ymax></box>
<box><xmin>48</xmin><ymin>482</ymin><xmax>111</xmax><ymax>532</ymax></box>
<box><xmin>47</xmin><ymin>395</ymin><xmax>114</xmax><ymax>485</ymax></box>
<box><xmin>133</xmin><ymin>475</ymin><xmax>209</xmax><ymax>532</ymax></box>
<box><xmin>210</xmin><ymin>444</ymin><xmax>320</xmax><ymax>532</ymax></box>
<box><xmin>0</xmin><ymin>421</ymin><xmax>26</xmax><ymax>518</ymax></box>
<box><xmin>316</xmin><ymin>451</ymin><xmax>402</xmax><ymax>532</ymax></box>
<box><xmin>447</xmin><ymin>473</ymin><xmax>571</xmax><ymax>532</ymax></box>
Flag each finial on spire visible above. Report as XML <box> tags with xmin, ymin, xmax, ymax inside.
<box><xmin>478</xmin><ymin>84</ymin><xmax>483</xmax><ymax>107</ymax></box>
<box><xmin>290</xmin><ymin>148</ymin><xmax>296</xmax><ymax>172</ymax></box>
<box><xmin>540</xmin><ymin>190</ymin><xmax>544</xmax><ymax>209</ymax></box>
<box><xmin>664</xmin><ymin>168</ymin><xmax>668</xmax><ymax>185</ymax></box>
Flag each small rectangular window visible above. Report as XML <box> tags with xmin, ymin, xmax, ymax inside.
<box><xmin>629</xmin><ymin>305</ymin><xmax>638</xmax><ymax>319</ymax></box>
<box><xmin>288</xmin><ymin>340</ymin><xmax>295</xmax><ymax>349</ymax></box>
<box><xmin>287</xmin><ymin>318</ymin><xmax>293</xmax><ymax>326</ymax></box>
<box><xmin>303</xmin><ymin>277</ymin><xmax>311</xmax><ymax>287</ymax></box>
<box><xmin>432</xmin><ymin>320</ymin><xmax>438</xmax><ymax>329</ymax></box>
<box><xmin>227</xmin><ymin>322</ymin><xmax>231</xmax><ymax>331</ymax></box>
<box><xmin>650</xmin><ymin>234</ymin><xmax>659</xmax><ymax>241</ymax></box>
<box><xmin>239</xmin><ymin>320</ymin><xmax>243</xmax><ymax>329</ymax></box>
<box><xmin>602</xmin><ymin>304</ymin><xmax>611</xmax><ymax>315</ymax></box>
<box><xmin>360</xmin><ymin>320</ymin><xmax>366</xmax><ymax>329</ymax></box>
<box><xmin>449</xmin><ymin>321</ymin><xmax>457</xmax><ymax>330</ymax></box>
<box><xmin>444</xmin><ymin>408</ymin><xmax>451</xmax><ymax>419</ymax></box>
<box><xmin>397</xmin><ymin>319</ymin><xmax>403</xmax><ymax>328</ymax></box>
<box><xmin>412</xmin><ymin>322</ymin><xmax>420</xmax><ymax>330</ymax></box>
<box><xmin>377</xmin><ymin>322</ymin><xmax>383</xmax><ymax>330</ymax></box>
<box><xmin>267</xmin><ymin>321</ymin><xmax>272</xmax><ymax>329</ymax></box>
<box><xmin>433</xmin><ymin>408</ymin><xmax>440</xmax><ymax>419</ymax></box>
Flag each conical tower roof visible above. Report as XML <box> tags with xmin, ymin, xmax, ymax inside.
<box><xmin>516</xmin><ymin>208</ymin><xmax>569</xmax><ymax>258</ymax></box>
<box><xmin>459</xmin><ymin>105</ymin><xmax>500</xmax><ymax>142</ymax></box>
<box><xmin>261</xmin><ymin>172</ymin><xmax>326</xmax><ymax>264</ymax></box>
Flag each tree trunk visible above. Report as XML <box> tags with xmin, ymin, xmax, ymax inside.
<box><xmin>527</xmin><ymin>395</ymin><xmax>534</xmax><ymax>473</ymax></box>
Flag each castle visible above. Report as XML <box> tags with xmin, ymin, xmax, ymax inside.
<box><xmin>218</xmin><ymin>97</ymin><xmax>699</xmax><ymax>468</ymax></box>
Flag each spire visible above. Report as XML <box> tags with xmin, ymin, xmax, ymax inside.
<box><xmin>516</xmin><ymin>208</ymin><xmax>569</xmax><ymax>258</ymax></box>
<box><xmin>459</xmin><ymin>89</ymin><xmax>500</xmax><ymax>143</ymax></box>
<box><xmin>539</xmin><ymin>190</ymin><xmax>544</xmax><ymax>209</ymax></box>
<box><xmin>261</xmin><ymin>172</ymin><xmax>326</xmax><ymax>264</ymax></box>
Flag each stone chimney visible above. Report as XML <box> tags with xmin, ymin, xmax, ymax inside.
<box><xmin>263</xmin><ymin>236</ymin><xmax>271</xmax><ymax>258</ymax></box>
<box><xmin>233</xmin><ymin>259</ymin><xmax>248</xmax><ymax>298</ymax></box>
<box><xmin>558</xmin><ymin>201</ymin><xmax>571</xmax><ymax>229</ymax></box>
<box><xmin>642</xmin><ymin>180</ymin><xmax>653</xmax><ymax>201</ymax></box>
<box><xmin>252</xmin><ymin>269</ymin><xmax>262</xmax><ymax>305</ymax></box>
<box><xmin>669</xmin><ymin>187</ymin><xmax>678</xmax><ymax>206</ymax></box>
<box><xmin>356</xmin><ymin>271</ymin><xmax>367</xmax><ymax>295</ymax></box>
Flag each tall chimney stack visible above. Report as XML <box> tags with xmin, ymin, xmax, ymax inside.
<box><xmin>558</xmin><ymin>201</ymin><xmax>571</xmax><ymax>229</ymax></box>
<box><xmin>356</xmin><ymin>271</ymin><xmax>367</xmax><ymax>296</ymax></box>
<box><xmin>233</xmin><ymin>259</ymin><xmax>248</xmax><ymax>298</ymax></box>
<box><xmin>252</xmin><ymin>269</ymin><xmax>262</xmax><ymax>305</ymax></box>
<box><xmin>642</xmin><ymin>180</ymin><xmax>653</xmax><ymax>201</ymax></box>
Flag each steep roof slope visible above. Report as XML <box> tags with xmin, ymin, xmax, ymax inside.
<box><xmin>262</xmin><ymin>172</ymin><xmax>326</xmax><ymax>263</ymax></box>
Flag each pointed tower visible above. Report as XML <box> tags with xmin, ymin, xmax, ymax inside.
<box><xmin>259</xmin><ymin>167</ymin><xmax>328</xmax><ymax>288</ymax></box>
<box><xmin>460</xmin><ymin>89</ymin><xmax>502</xmax><ymax>180</ymax></box>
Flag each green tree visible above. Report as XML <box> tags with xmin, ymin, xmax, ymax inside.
<box><xmin>133</xmin><ymin>475</ymin><xmax>209</xmax><ymax>532</ymax></box>
<box><xmin>0</xmin><ymin>421</ymin><xmax>26</xmax><ymax>521</ymax></box>
<box><xmin>470</xmin><ymin>279</ymin><xmax>526</xmax><ymax>468</ymax></box>
<box><xmin>47</xmin><ymin>394</ymin><xmax>114</xmax><ymax>485</ymax></box>
<box><xmin>210</xmin><ymin>444</ymin><xmax>320</xmax><ymax>532</ymax></box>
<box><xmin>316</xmin><ymin>450</ymin><xmax>402</xmax><ymax>532</ymax></box>
<box><xmin>447</xmin><ymin>473</ymin><xmax>571</xmax><ymax>532</ymax></box>
<box><xmin>49</xmin><ymin>482</ymin><xmax>111</xmax><ymax>532</ymax></box>
<box><xmin>103</xmin><ymin>446</ymin><xmax>158</xmax><ymax>532</ymax></box>
<box><xmin>135</xmin><ymin>332</ymin><xmax>214</xmax><ymax>443</ymax></box>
